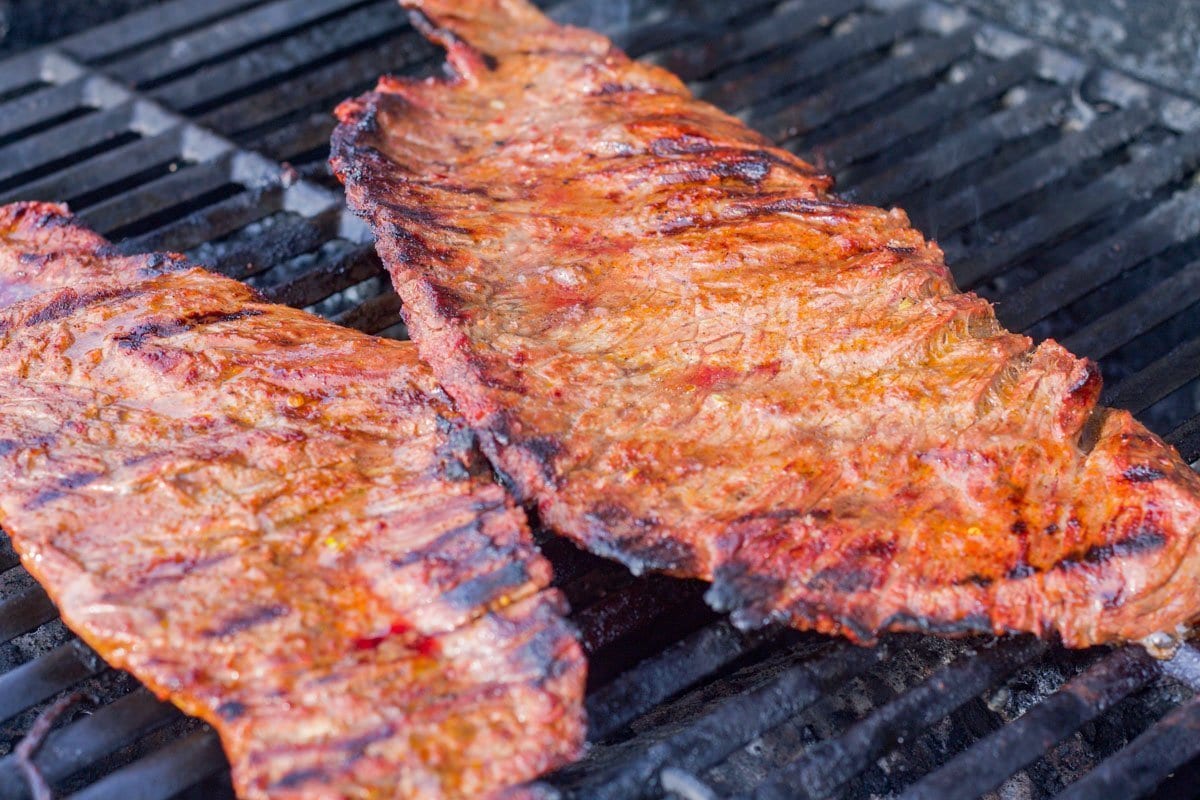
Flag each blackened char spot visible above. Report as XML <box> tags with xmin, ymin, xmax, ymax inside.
<box><xmin>114</xmin><ymin>309</ymin><xmax>265</xmax><ymax>350</ymax></box>
<box><xmin>138</xmin><ymin>252</ymin><xmax>187</xmax><ymax>277</ymax></box>
<box><xmin>807</xmin><ymin>565</ymin><xmax>876</xmax><ymax>593</ymax></box>
<box><xmin>707</xmin><ymin>560</ymin><xmax>787</xmax><ymax>615</ymax></box>
<box><xmin>520</xmin><ymin>436</ymin><xmax>561</xmax><ymax>486</ymax></box>
<box><xmin>1123</xmin><ymin>465</ymin><xmax>1167</xmax><ymax>483</ymax></box>
<box><xmin>1007</xmin><ymin>563</ymin><xmax>1035</xmax><ymax>579</ymax></box>
<box><xmin>217</xmin><ymin>700</ymin><xmax>247</xmax><ymax>720</ymax></box>
<box><xmin>649</xmin><ymin>135</ymin><xmax>718</xmax><ymax>156</ymax></box>
<box><xmin>595</xmin><ymin>82</ymin><xmax>646</xmax><ymax>95</ymax></box>
<box><xmin>961</xmin><ymin>573</ymin><xmax>994</xmax><ymax>587</ymax></box>
<box><xmin>733</xmin><ymin>508</ymin><xmax>815</xmax><ymax>525</ymax></box>
<box><xmin>443</xmin><ymin>561</ymin><xmax>530</xmax><ymax>611</ymax></box>
<box><xmin>272</xmin><ymin>768</ymin><xmax>328</xmax><ymax>791</ymax></box>
<box><xmin>433</xmin><ymin>417</ymin><xmax>488</xmax><ymax>481</ymax></box>
<box><xmin>338</xmin><ymin>725</ymin><xmax>396</xmax><ymax>755</ymax></box>
<box><xmin>584</xmin><ymin>501</ymin><xmax>690</xmax><ymax>572</ymax></box>
<box><xmin>202</xmin><ymin>604</ymin><xmax>290</xmax><ymax>639</ymax></box>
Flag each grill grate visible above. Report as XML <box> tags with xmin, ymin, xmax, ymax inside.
<box><xmin>0</xmin><ymin>1</ymin><xmax>1199</xmax><ymax>798</ymax></box>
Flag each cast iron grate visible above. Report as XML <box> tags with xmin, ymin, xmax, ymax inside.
<box><xmin>0</xmin><ymin>0</ymin><xmax>1198</xmax><ymax>798</ymax></box>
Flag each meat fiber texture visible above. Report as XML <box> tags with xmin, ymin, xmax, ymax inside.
<box><xmin>0</xmin><ymin>202</ymin><xmax>585</xmax><ymax>799</ymax></box>
<box><xmin>331</xmin><ymin>0</ymin><xmax>1200</xmax><ymax>649</ymax></box>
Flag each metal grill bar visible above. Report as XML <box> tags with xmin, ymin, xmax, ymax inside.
<box><xmin>58</xmin><ymin>0</ymin><xmax>267</xmax><ymax>64</ymax></box>
<box><xmin>0</xmin><ymin>103</ymin><xmax>138</xmax><ymax>186</ymax></box>
<box><xmin>249</xmin><ymin>113</ymin><xmax>339</xmax><ymax>165</ymax></box>
<box><xmin>0</xmin><ymin>78</ymin><xmax>90</xmax><ymax>142</ymax></box>
<box><xmin>197</xmin><ymin>37</ymin><xmax>429</xmax><ymax>140</ymax></box>
<box><xmin>1054</xmin><ymin>692</ymin><xmax>1200</xmax><ymax>800</ymax></box>
<box><xmin>107</xmin><ymin>0</ymin><xmax>367</xmax><ymax>88</ymax></box>
<box><xmin>148</xmin><ymin>2</ymin><xmax>410</xmax><ymax>115</ymax></box>
<box><xmin>1104</xmin><ymin>335</ymin><xmax>1200</xmax><ymax>414</ymax></box>
<box><xmin>0</xmin><ymin>689</ymin><xmax>181</xmax><ymax>800</ymax></box>
<box><xmin>999</xmin><ymin>187</ymin><xmax>1200</xmax><ymax>330</ymax></box>
<box><xmin>1062</xmin><ymin>259</ymin><xmax>1200</xmax><ymax>359</ymax></box>
<box><xmin>934</xmin><ymin>105</ymin><xmax>1153</xmax><ymax>244</ymax></box>
<box><xmin>0</xmin><ymin>641</ymin><xmax>101</xmax><ymax>722</ymax></box>
<box><xmin>960</xmin><ymin>134</ymin><xmax>1200</xmax><ymax>292</ymax></box>
<box><xmin>123</xmin><ymin>188</ymin><xmax>285</xmax><ymax>255</ymax></box>
<box><xmin>1169</xmin><ymin>414</ymin><xmax>1200</xmax><ymax>464</ymax></box>
<box><xmin>333</xmin><ymin>289</ymin><xmax>402</xmax><ymax>334</ymax></box>
<box><xmin>68</xmin><ymin>729</ymin><xmax>228</xmax><ymax>800</ymax></box>
<box><xmin>0</xmin><ymin>127</ymin><xmax>186</xmax><ymax>207</ymax></box>
<box><xmin>0</xmin><ymin>584</ymin><xmax>57</xmax><ymax>645</ymax></box>
<box><xmin>749</xmin><ymin>638</ymin><xmax>1047</xmax><ymax>800</ymax></box>
<box><xmin>899</xmin><ymin>647</ymin><xmax>1159</xmax><ymax>800</ymax></box>
<box><xmin>814</xmin><ymin>48</ymin><xmax>1036</xmax><ymax>170</ymax></box>
<box><xmin>555</xmin><ymin>644</ymin><xmax>879</xmax><ymax>800</ymax></box>
<box><xmin>258</xmin><ymin>245</ymin><xmax>381</xmax><ymax>308</ymax></box>
<box><xmin>846</xmin><ymin>85</ymin><xmax>1065</xmax><ymax>203</ymax></box>
<box><xmin>79</xmin><ymin>157</ymin><xmax>240</xmax><ymax>236</ymax></box>
<box><xmin>659</xmin><ymin>0</ymin><xmax>864</xmax><ymax>82</ymax></box>
<box><xmin>763</xmin><ymin>25</ymin><xmax>978</xmax><ymax>143</ymax></box>
<box><xmin>586</xmin><ymin>621</ymin><xmax>775</xmax><ymax>742</ymax></box>
<box><xmin>704</xmin><ymin>10</ymin><xmax>922</xmax><ymax>113</ymax></box>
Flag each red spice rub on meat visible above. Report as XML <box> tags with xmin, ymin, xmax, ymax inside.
<box><xmin>331</xmin><ymin>0</ymin><xmax>1200</xmax><ymax>648</ymax></box>
<box><xmin>0</xmin><ymin>202</ymin><xmax>585</xmax><ymax>799</ymax></box>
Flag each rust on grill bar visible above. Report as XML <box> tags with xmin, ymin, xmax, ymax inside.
<box><xmin>0</xmin><ymin>0</ymin><xmax>1198</xmax><ymax>799</ymax></box>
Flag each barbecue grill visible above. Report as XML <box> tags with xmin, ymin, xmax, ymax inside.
<box><xmin>2</xmin><ymin>0</ymin><xmax>1199</xmax><ymax>798</ymax></box>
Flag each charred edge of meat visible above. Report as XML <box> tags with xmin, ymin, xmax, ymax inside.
<box><xmin>706</xmin><ymin>562</ymin><xmax>788</xmax><ymax>616</ymax></box>
<box><xmin>442</xmin><ymin>561</ymin><xmax>532</xmax><ymax>611</ymax></box>
<box><xmin>433</xmin><ymin>414</ymin><xmax>491</xmax><ymax>482</ymax></box>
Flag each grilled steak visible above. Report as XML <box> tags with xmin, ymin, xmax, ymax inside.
<box><xmin>0</xmin><ymin>203</ymin><xmax>585</xmax><ymax>799</ymax></box>
<box><xmin>331</xmin><ymin>0</ymin><xmax>1200</xmax><ymax>649</ymax></box>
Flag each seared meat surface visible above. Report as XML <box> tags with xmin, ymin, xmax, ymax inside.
<box><xmin>332</xmin><ymin>0</ymin><xmax>1200</xmax><ymax>647</ymax></box>
<box><xmin>0</xmin><ymin>203</ymin><xmax>585</xmax><ymax>799</ymax></box>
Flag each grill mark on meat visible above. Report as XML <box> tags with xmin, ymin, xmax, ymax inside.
<box><xmin>1124</xmin><ymin>465</ymin><xmax>1167</xmax><ymax>483</ymax></box>
<box><xmin>24</xmin><ymin>470</ymin><xmax>105</xmax><ymax>510</ymax></box>
<box><xmin>202</xmin><ymin>603</ymin><xmax>291</xmax><ymax>639</ymax></box>
<box><xmin>114</xmin><ymin>309</ymin><xmax>265</xmax><ymax>350</ymax></box>
<box><xmin>272</xmin><ymin>768</ymin><xmax>329</xmax><ymax>791</ymax></box>
<box><xmin>1061</xmin><ymin>527</ymin><xmax>1168</xmax><ymax>570</ymax></box>
<box><xmin>0</xmin><ymin>203</ymin><xmax>585</xmax><ymax>799</ymax></box>
<box><xmin>332</xmin><ymin>0</ymin><xmax>1200</xmax><ymax>649</ymax></box>
<box><xmin>6</xmin><ymin>285</ymin><xmax>143</xmax><ymax>331</ymax></box>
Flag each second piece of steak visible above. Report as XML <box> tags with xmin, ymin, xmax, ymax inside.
<box><xmin>0</xmin><ymin>202</ymin><xmax>585</xmax><ymax>799</ymax></box>
<box><xmin>332</xmin><ymin>0</ymin><xmax>1200</xmax><ymax>648</ymax></box>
